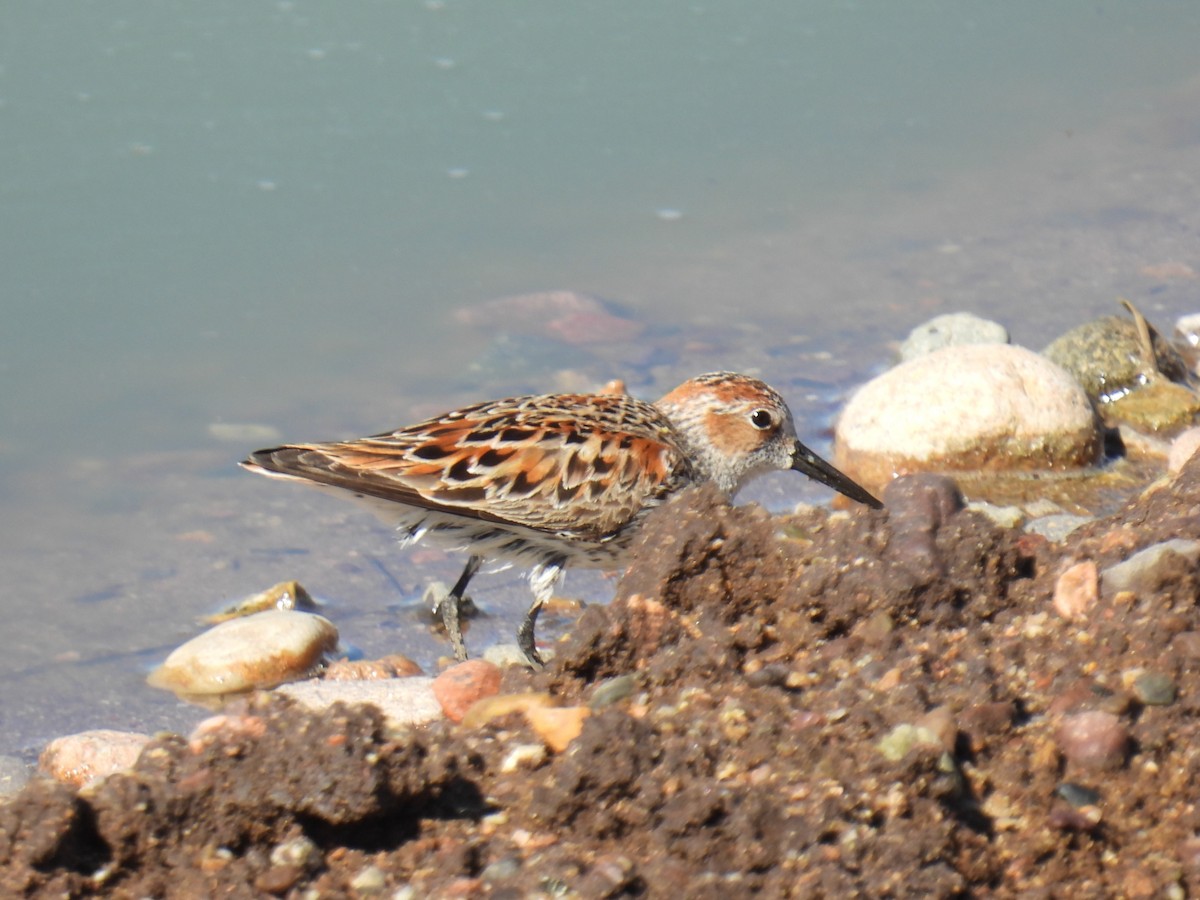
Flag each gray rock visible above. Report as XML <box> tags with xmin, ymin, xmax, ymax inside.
<box><xmin>899</xmin><ymin>313</ymin><xmax>1009</xmax><ymax>362</ymax></box>
<box><xmin>1100</xmin><ymin>539</ymin><xmax>1200</xmax><ymax>598</ymax></box>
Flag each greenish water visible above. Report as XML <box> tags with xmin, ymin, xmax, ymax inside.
<box><xmin>2</xmin><ymin>1</ymin><xmax>1199</xmax><ymax>760</ymax></box>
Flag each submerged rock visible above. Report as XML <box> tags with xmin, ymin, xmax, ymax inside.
<box><xmin>899</xmin><ymin>312</ymin><xmax>1009</xmax><ymax>362</ymax></box>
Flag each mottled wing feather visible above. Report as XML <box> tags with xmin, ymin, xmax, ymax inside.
<box><xmin>245</xmin><ymin>393</ymin><xmax>689</xmax><ymax>541</ymax></box>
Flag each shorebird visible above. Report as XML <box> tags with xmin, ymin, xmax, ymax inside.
<box><xmin>242</xmin><ymin>372</ymin><xmax>882</xmax><ymax>666</ymax></box>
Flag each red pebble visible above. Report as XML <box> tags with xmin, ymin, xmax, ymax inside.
<box><xmin>433</xmin><ymin>660</ymin><xmax>503</xmax><ymax>723</ymax></box>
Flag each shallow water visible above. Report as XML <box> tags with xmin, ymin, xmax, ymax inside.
<box><xmin>3</xmin><ymin>2</ymin><xmax>1200</xmax><ymax>760</ymax></box>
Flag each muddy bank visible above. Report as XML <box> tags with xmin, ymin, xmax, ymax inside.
<box><xmin>6</xmin><ymin>458</ymin><xmax>1200</xmax><ymax>897</ymax></box>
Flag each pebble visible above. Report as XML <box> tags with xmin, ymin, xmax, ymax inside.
<box><xmin>1132</xmin><ymin>671</ymin><xmax>1177</xmax><ymax>706</ymax></box>
<box><xmin>499</xmin><ymin>743</ymin><xmax>548</xmax><ymax>773</ymax></box>
<box><xmin>38</xmin><ymin>729</ymin><xmax>152</xmax><ymax>789</ymax></box>
<box><xmin>1168</xmin><ymin>426</ymin><xmax>1200</xmax><ymax>473</ymax></box>
<box><xmin>276</xmin><ymin>677</ymin><xmax>442</xmax><ymax>729</ymax></box>
<box><xmin>524</xmin><ymin>705</ymin><xmax>590</xmax><ymax>753</ymax></box>
<box><xmin>1100</xmin><ymin>539</ymin><xmax>1200</xmax><ymax>598</ymax></box>
<box><xmin>323</xmin><ymin>655</ymin><xmax>422</xmax><ymax>680</ymax></box>
<box><xmin>1053</xmin><ymin>561</ymin><xmax>1099</xmax><ymax>621</ymax></box>
<box><xmin>835</xmin><ymin>344</ymin><xmax>1100</xmax><ymax>492</ymax></box>
<box><xmin>147</xmin><ymin>610</ymin><xmax>339</xmax><ymax>698</ymax></box>
<box><xmin>349</xmin><ymin>864</ymin><xmax>387</xmax><ymax>894</ymax></box>
<box><xmin>461</xmin><ymin>692</ymin><xmax>556</xmax><ymax>729</ymax></box>
<box><xmin>877</xmin><ymin>723</ymin><xmax>944</xmax><ymax>762</ymax></box>
<box><xmin>1055</xmin><ymin>710</ymin><xmax>1129</xmax><ymax>770</ymax></box>
<box><xmin>1056</xmin><ymin>782</ymin><xmax>1102</xmax><ymax>807</ymax></box>
<box><xmin>1024</xmin><ymin>514</ymin><xmax>1094</xmax><ymax>542</ymax></box>
<box><xmin>589</xmin><ymin>674</ymin><xmax>637</xmax><ymax>708</ymax></box>
<box><xmin>898</xmin><ymin>312</ymin><xmax>1009</xmax><ymax>362</ymax></box>
<box><xmin>432</xmin><ymin>660</ymin><xmax>503</xmax><ymax>724</ymax></box>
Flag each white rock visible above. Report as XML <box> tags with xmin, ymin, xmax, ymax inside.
<box><xmin>38</xmin><ymin>729</ymin><xmax>151</xmax><ymax>789</ymax></box>
<box><xmin>147</xmin><ymin>610</ymin><xmax>338</xmax><ymax>697</ymax></box>
<box><xmin>835</xmin><ymin>344</ymin><xmax>1100</xmax><ymax>492</ymax></box>
<box><xmin>899</xmin><ymin>313</ymin><xmax>1009</xmax><ymax>361</ymax></box>
<box><xmin>276</xmin><ymin>677</ymin><xmax>443</xmax><ymax>729</ymax></box>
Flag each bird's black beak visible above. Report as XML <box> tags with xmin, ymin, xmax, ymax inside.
<box><xmin>791</xmin><ymin>440</ymin><xmax>883</xmax><ymax>509</ymax></box>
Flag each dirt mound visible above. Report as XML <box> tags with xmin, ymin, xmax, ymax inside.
<box><xmin>6</xmin><ymin>462</ymin><xmax>1200</xmax><ymax>897</ymax></box>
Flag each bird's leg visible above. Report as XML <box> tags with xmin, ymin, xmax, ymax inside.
<box><xmin>518</xmin><ymin>562</ymin><xmax>564</xmax><ymax>669</ymax></box>
<box><xmin>438</xmin><ymin>555</ymin><xmax>482</xmax><ymax>662</ymax></box>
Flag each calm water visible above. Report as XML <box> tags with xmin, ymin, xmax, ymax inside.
<box><xmin>3</xmin><ymin>2</ymin><xmax>1200</xmax><ymax>760</ymax></box>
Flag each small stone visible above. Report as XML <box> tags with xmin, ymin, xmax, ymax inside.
<box><xmin>323</xmin><ymin>655</ymin><xmax>422</xmax><ymax>680</ymax></box>
<box><xmin>1053</xmin><ymin>561</ymin><xmax>1099</xmax><ymax>621</ymax></box>
<box><xmin>433</xmin><ymin>660</ymin><xmax>503</xmax><ymax>723</ymax></box>
<box><xmin>914</xmin><ymin>706</ymin><xmax>957</xmax><ymax>754</ymax></box>
<box><xmin>899</xmin><ymin>312</ymin><xmax>1009</xmax><ymax>362</ymax></box>
<box><xmin>254</xmin><ymin>865</ymin><xmax>302</xmax><ymax>895</ymax></box>
<box><xmin>499</xmin><ymin>743</ymin><xmax>548</xmax><ymax>773</ymax></box>
<box><xmin>1132</xmin><ymin>671</ymin><xmax>1177</xmax><ymax>706</ymax></box>
<box><xmin>1056</xmin><ymin>782</ymin><xmax>1101</xmax><ymax>807</ymax></box>
<box><xmin>589</xmin><ymin>674</ymin><xmax>637</xmax><ymax>708</ymax></box>
<box><xmin>38</xmin><ymin>730</ymin><xmax>152</xmax><ymax>789</ymax></box>
<box><xmin>1055</xmin><ymin>710</ymin><xmax>1129</xmax><ymax>770</ymax></box>
<box><xmin>480</xmin><ymin>856</ymin><xmax>522</xmax><ymax>882</ymax></box>
<box><xmin>270</xmin><ymin>834</ymin><xmax>320</xmax><ymax>871</ymax></box>
<box><xmin>1048</xmin><ymin>802</ymin><xmax>1103</xmax><ymax>831</ymax></box>
<box><xmin>276</xmin><ymin>677</ymin><xmax>442</xmax><ymax>729</ymax></box>
<box><xmin>461</xmin><ymin>692</ymin><xmax>556</xmax><ymax>729</ymax></box>
<box><xmin>1024</xmin><ymin>514</ymin><xmax>1094</xmax><ymax>542</ymax></box>
<box><xmin>524</xmin><ymin>705</ymin><xmax>590</xmax><ymax>753</ymax></box>
<box><xmin>1101</xmin><ymin>539</ymin><xmax>1200</xmax><ymax>598</ymax></box>
<box><xmin>877</xmin><ymin>723</ymin><xmax>942</xmax><ymax>762</ymax></box>
<box><xmin>349</xmin><ymin>864</ymin><xmax>387</xmax><ymax>894</ymax></box>
<box><xmin>147</xmin><ymin>610</ymin><xmax>338</xmax><ymax>698</ymax></box>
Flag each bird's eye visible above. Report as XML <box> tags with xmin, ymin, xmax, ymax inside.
<box><xmin>749</xmin><ymin>408</ymin><xmax>775</xmax><ymax>430</ymax></box>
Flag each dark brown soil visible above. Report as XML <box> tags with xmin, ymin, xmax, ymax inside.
<box><xmin>6</xmin><ymin>457</ymin><xmax>1200</xmax><ymax>898</ymax></box>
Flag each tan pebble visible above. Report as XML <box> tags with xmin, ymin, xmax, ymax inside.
<box><xmin>323</xmin><ymin>654</ymin><xmax>422</xmax><ymax>680</ymax></box>
<box><xmin>598</xmin><ymin>378</ymin><xmax>628</xmax><ymax>396</ymax></box>
<box><xmin>499</xmin><ymin>743</ymin><xmax>548</xmax><ymax>773</ymax></box>
<box><xmin>39</xmin><ymin>730</ymin><xmax>151</xmax><ymax>789</ymax></box>
<box><xmin>432</xmin><ymin>659</ymin><xmax>503</xmax><ymax>723</ymax></box>
<box><xmin>874</xmin><ymin>666</ymin><xmax>903</xmax><ymax>692</ymax></box>
<box><xmin>461</xmin><ymin>692</ymin><xmax>555</xmax><ymax>729</ymax></box>
<box><xmin>525</xmin><ymin>705</ymin><xmax>590</xmax><ymax>753</ymax></box>
<box><xmin>1053</xmin><ymin>561</ymin><xmax>1099</xmax><ymax>621</ymax></box>
<box><xmin>147</xmin><ymin>610</ymin><xmax>338</xmax><ymax>697</ymax></box>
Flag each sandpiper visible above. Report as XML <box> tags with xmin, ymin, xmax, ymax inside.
<box><xmin>242</xmin><ymin>372</ymin><xmax>882</xmax><ymax>666</ymax></box>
